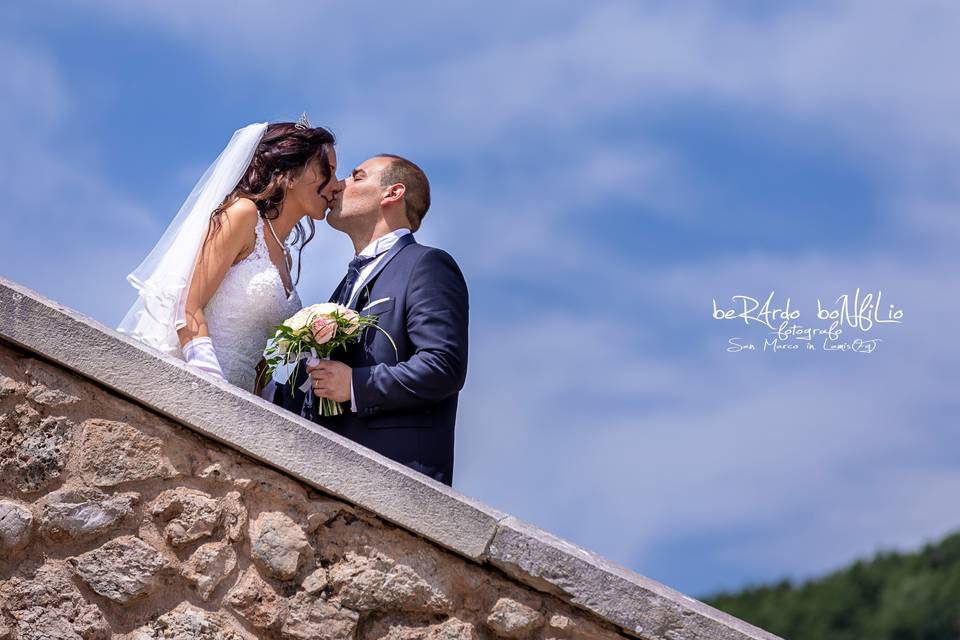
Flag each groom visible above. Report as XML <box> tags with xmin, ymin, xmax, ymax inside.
<box><xmin>274</xmin><ymin>154</ymin><xmax>468</xmax><ymax>487</ymax></box>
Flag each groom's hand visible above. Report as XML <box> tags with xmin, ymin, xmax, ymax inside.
<box><xmin>307</xmin><ymin>361</ymin><xmax>352</xmax><ymax>403</ymax></box>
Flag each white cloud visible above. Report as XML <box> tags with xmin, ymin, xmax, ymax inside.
<box><xmin>0</xmin><ymin>39</ymin><xmax>66</xmax><ymax>129</ymax></box>
<box><xmin>454</xmin><ymin>229</ymin><xmax>958</xmax><ymax>594</ymax></box>
<box><xmin>40</xmin><ymin>1</ymin><xmax>960</xmax><ymax>167</ymax></box>
<box><xmin>317</xmin><ymin>0</ymin><xmax>960</xmax><ymax>175</ymax></box>
<box><xmin>0</xmin><ymin>39</ymin><xmax>161</xmax><ymax>322</ymax></box>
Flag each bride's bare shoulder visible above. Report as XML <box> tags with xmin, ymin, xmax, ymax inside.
<box><xmin>214</xmin><ymin>198</ymin><xmax>259</xmax><ymax>260</ymax></box>
<box><xmin>219</xmin><ymin>197</ymin><xmax>259</xmax><ymax>229</ymax></box>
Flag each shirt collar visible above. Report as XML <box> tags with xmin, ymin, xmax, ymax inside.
<box><xmin>357</xmin><ymin>228</ymin><xmax>412</xmax><ymax>259</ymax></box>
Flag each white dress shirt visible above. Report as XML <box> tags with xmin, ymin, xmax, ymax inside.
<box><xmin>348</xmin><ymin>228</ymin><xmax>411</xmax><ymax>410</ymax></box>
<box><xmin>346</xmin><ymin>228</ymin><xmax>411</xmax><ymax>306</ymax></box>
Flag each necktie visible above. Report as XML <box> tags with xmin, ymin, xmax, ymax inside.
<box><xmin>336</xmin><ymin>254</ymin><xmax>377</xmax><ymax>306</ymax></box>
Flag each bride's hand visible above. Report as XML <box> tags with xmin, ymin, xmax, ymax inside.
<box><xmin>182</xmin><ymin>336</ymin><xmax>227</xmax><ymax>382</ymax></box>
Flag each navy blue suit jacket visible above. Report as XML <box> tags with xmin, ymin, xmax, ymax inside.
<box><xmin>274</xmin><ymin>234</ymin><xmax>468</xmax><ymax>486</ymax></box>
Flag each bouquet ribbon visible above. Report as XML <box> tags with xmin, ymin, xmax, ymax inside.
<box><xmin>295</xmin><ymin>349</ymin><xmax>340</xmax><ymax>417</ymax></box>
<box><xmin>296</xmin><ymin>349</ymin><xmax>321</xmax><ymax>393</ymax></box>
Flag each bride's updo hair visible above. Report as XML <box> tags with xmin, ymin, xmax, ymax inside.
<box><xmin>210</xmin><ymin>122</ymin><xmax>337</xmax><ymax>284</ymax></box>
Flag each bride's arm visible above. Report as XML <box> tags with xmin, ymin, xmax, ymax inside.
<box><xmin>177</xmin><ymin>199</ymin><xmax>258</xmax><ymax>378</ymax></box>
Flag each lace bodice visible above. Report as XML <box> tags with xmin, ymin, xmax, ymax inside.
<box><xmin>204</xmin><ymin>217</ymin><xmax>302</xmax><ymax>393</ymax></box>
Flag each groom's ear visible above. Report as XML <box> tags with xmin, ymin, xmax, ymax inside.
<box><xmin>380</xmin><ymin>183</ymin><xmax>406</xmax><ymax>206</ymax></box>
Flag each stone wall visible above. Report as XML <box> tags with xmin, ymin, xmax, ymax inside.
<box><xmin>0</xmin><ymin>341</ymin><xmax>627</xmax><ymax>640</ymax></box>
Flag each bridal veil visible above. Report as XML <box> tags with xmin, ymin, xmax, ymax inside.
<box><xmin>117</xmin><ymin>122</ymin><xmax>268</xmax><ymax>356</ymax></box>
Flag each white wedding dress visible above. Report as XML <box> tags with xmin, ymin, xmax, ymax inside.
<box><xmin>204</xmin><ymin>216</ymin><xmax>302</xmax><ymax>393</ymax></box>
<box><xmin>118</xmin><ymin>122</ymin><xmax>304</xmax><ymax>396</ymax></box>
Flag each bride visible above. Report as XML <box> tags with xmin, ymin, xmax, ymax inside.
<box><xmin>118</xmin><ymin>117</ymin><xmax>342</xmax><ymax>397</ymax></box>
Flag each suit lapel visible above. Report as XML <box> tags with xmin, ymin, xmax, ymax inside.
<box><xmin>348</xmin><ymin>233</ymin><xmax>416</xmax><ymax>309</ymax></box>
<box><xmin>329</xmin><ymin>275</ymin><xmax>348</xmax><ymax>304</ymax></box>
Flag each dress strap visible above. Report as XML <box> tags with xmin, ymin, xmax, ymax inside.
<box><xmin>251</xmin><ymin>215</ymin><xmax>269</xmax><ymax>258</ymax></box>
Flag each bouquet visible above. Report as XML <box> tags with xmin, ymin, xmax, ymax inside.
<box><xmin>262</xmin><ymin>303</ymin><xmax>395</xmax><ymax>416</ymax></box>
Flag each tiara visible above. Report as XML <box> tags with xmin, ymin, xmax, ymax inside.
<box><xmin>294</xmin><ymin>112</ymin><xmax>312</xmax><ymax>130</ymax></box>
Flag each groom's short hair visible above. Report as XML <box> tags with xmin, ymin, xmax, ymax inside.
<box><xmin>376</xmin><ymin>154</ymin><xmax>430</xmax><ymax>231</ymax></box>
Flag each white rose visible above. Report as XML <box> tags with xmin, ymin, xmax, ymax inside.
<box><xmin>308</xmin><ymin>302</ymin><xmax>340</xmax><ymax>317</ymax></box>
<box><xmin>285</xmin><ymin>307</ymin><xmax>315</xmax><ymax>333</ymax></box>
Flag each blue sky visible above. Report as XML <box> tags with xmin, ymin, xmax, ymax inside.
<box><xmin>2</xmin><ymin>1</ymin><xmax>958</xmax><ymax>600</ymax></box>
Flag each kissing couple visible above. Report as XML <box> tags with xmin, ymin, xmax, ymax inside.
<box><xmin>118</xmin><ymin>118</ymin><xmax>468</xmax><ymax>486</ymax></box>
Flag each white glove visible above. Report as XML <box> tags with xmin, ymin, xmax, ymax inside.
<box><xmin>182</xmin><ymin>336</ymin><xmax>227</xmax><ymax>382</ymax></box>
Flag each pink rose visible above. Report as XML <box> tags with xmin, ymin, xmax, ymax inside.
<box><xmin>339</xmin><ymin>308</ymin><xmax>361</xmax><ymax>335</ymax></box>
<box><xmin>311</xmin><ymin>315</ymin><xmax>337</xmax><ymax>344</ymax></box>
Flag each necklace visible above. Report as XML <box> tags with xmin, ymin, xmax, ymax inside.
<box><xmin>264</xmin><ymin>217</ymin><xmax>294</xmax><ymax>297</ymax></box>
<box><xmin>265</xmin><ymin>217</ymin><xmax>292</xmax><ymax>267</ymax></box>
